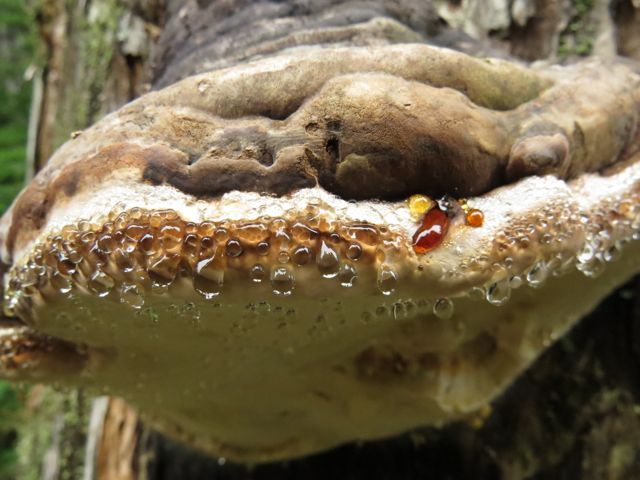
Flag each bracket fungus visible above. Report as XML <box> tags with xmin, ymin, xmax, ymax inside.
<box><xmin>0</xmin><ymin>41</ymin><xmax>639</xmax><ymax>462</ymax></box>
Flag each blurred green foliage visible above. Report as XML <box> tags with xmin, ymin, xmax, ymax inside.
<box><xmin>0</xmin><ymin>0</ymin><xmax>32</xmax><ymax>212</ymax></box>
<box><xmin>0</xmin><ymin>0</ymin><xmax>34</xmax><ymax>478</ymax></box>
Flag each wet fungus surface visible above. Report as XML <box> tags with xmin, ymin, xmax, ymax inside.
<box><xmin>0</xmin><ymin>43</ymin><xmax>639</xmax><ymax>462</ymax></box>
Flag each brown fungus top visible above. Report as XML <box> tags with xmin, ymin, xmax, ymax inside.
<box><xmin>3</xmin><ymin>46</ymin><xmax>639</xmax><ymax>261</ymax></box>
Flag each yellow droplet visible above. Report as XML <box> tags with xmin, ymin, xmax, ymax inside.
<box><xmin>408</xmin><ymin>194</ymin><xmax>434</xmax><ymax>220</ymax></box>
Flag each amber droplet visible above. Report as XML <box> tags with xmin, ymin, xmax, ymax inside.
<box><xmin>465</xmin><ymin>208</ymin><xmax>484</xmax><ymax>228</ymax></box>
<box><xmin>408</xmin><ymin>194</ymin><xmax>435</xmax><ymax>220</ymax></box>
<box><xmin>412</xmin><ymin>207</ymin><xmax>449</xmax><ymax>254</ymax></box>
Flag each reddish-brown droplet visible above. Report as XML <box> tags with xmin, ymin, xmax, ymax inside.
<box><xmin>465</xmin><ymin>209</ymin><xmax>484</xmax><ymax>228</ymax></box>
<box><xmin>412</xmin><ymin>207</ymin><xmax>449</xmax><ymax>254</ymax></box>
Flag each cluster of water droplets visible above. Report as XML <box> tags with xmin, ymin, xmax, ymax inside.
<box><xmin>4</xmin><ymin>201</ymin><xmax>405</xmax><ymax>318</ymax></box>
<box><xmin>454</xmin><ymin>192</ymin><xmax>640</xmax><ymax>310</ymax></box>
<box><xmin>363</xmin><ymin>191</ymin><xmax>640</xmax><ymax>323</ymax></box>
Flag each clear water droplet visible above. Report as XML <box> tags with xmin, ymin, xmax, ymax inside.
<box><xmin>250</xmin><ymin>264</ymin><xmax>266</xmax><ymax>283</ymax></box>
<box><xmin>57</xmin><ymin>257</ymin><xmax>77</xmax><ymax>276</ymax></box>
<box><xmin>603</xmin><ymin>244</ymin><xmax>621</xmax><ymax>263</ymax></box>
<box><xmin>376</xmin><ymin>265</ymin><xmax>397</xmax><ymax>295</ymax></box>
<box><xmin>278</xmin><ymin>251</ymin><xmax>290</xmax><ymax>264</ymax></box>
<box><xmin>50</xmin><ymin>273</ymin><xmax>72</xmax><ymax>294</ymax></box>
<box><xmin>509</xmin><ymin>275</ymin><xmax>523</xmax><ymax>289</ymax></box>
<box><xmin>576</xmin><ymin>254</ymin><xmax>605</xmax><ymax>278</ymax></box>
<box><xmin>292</xmin><ymin>246</ymin><xmax>311</xmax><ymax>265</ymax></box>
<box><xmin>526</xmin><ymin>261</ymin><xmax>548</xmax><ymax>287</ymax></box>
<box><xmin>225</xmin><ymin>239</ymin><xmax>243</xmax><ymax>257</ymax></box>
<box><xmin>576</xmin><ymin>243</ymin><xmax>595</xmax><ymax>263</ymax></box>
<box><xmin>271</xmin><ymin>267</ymin><xmax>294</xmax><ymax>296</ymax></box>
<box><xmin>433</xmin><ymin>298</ymin><xmax>454</xmax><ymax>319</ymax></box>
<box><xmin>317</xmin><ymin>240</ymin><xmax>339</xmax><ymax>278</ymax></box>
<box><xmin>346</xmin><ymin>243</ymin><xmax>362</xmax><ymax>261</ymax></box>
<box><xmin>337</xmin><ymin>263</ymin><xmax>357</xmax><ymax>288</ymax></box>
<box><xmin>194</xmin><ymin>268</ymin><xmax>224</xmax><ymax>299</ymax></box>
<box><xmin>256</xmin><ymin>241</ymin><xmax>270</xmax><ymax>256</ymax></box>
<box><xmin>467</xmin><ymin>286</ymin><xmax>485</xmax><ymax>301</ymax></box>
<box><xmin>486</xmin><ymin>280</ymin><xmax>511</xmax><ymax>306</ymax></box>
<box><xmin>120</xmin><ymin>283</ymin><xmax>144</xmax><ymax>309</ymax></box>
<box><xmin>88</xmin><ymin>270</ymin><xmax>115</xmax><ymax>297</ymax></box>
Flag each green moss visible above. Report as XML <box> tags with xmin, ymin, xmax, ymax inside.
<box><xmin>14</xmin><ymin>388</ymin><xmax>88</xmax><ymax>480</ymax></box>
<box><xmin>558</xmin><ymin>0</ymin><xmax>596</xmax><ymax>58</ymax></box>
<box><xmin>49</xmin><ymin>0</ymin><xmax>123</xmax><ymax>152</ymax></box>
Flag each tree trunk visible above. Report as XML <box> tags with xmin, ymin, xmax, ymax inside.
<box><xmin>26</xmin><ymin>1</ymin><xmax>640</xmax><ymax>479</ymax></box>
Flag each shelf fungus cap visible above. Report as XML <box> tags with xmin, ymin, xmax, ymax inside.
<box><xmin>1</xmin><ymin>44</ymin><xmax>640</xmax><ymax>461</ymax></box>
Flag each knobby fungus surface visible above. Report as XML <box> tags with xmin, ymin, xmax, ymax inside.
<box><xmin>0</xmin><ymin>40</ymin><xmax>639</xmax><ymax>462</ymax></box>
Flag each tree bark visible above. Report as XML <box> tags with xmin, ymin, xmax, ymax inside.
<box><xmin>27</xmin><ymin>1</ymin><xmax>640</xmax><ymax>479</ymax></box>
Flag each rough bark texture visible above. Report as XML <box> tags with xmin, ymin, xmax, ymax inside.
<box><xmin>24</xmin><ymin>0</ymin><xmax>640</xmax><ymax>479</ymax></box>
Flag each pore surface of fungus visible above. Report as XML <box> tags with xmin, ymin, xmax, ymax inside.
<box><xmin>0</xmin><ymin>41</ymin><xmax>639</xmax><ymax>461</ymax></box>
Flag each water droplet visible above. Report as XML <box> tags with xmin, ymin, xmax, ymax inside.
<box><xmin>97</xmin><ymin>234</ymin><xmax>117</xmax><ymax>253</ymax></box>
<box><xmin>278</xmin><ymin>251</ymin><xmax>290</xmax><ymax>264</ymax></box>
<box><xmin>377</xmin><ymin>265</ymin><xmax>397</xmax><ymax>295</ymax></box>
<box><xmin>194</xmin><ymin>260</ymin><xmax>224</xmax><ymax>299</ymax></box>
<box><xmin>346</xmin><ymin>243</ymin><xmax>362</xmax><ymax>260</ymax></box>
<box><xmin>467</xmin><ymin>286</ymin><xmax>485</xmax><ymax>301</ymax></box>
<box><xmin>292</xmin><ymin>246</ymin><xmax>311</xmax><ymax>265</ymax></box>
<box><xmin>50</xmin><ymin>273</ymin><xmax>72</xmax><ymax>294</ymax></box>
<box><xmin>270</xmin><ymin>266</ymin><xmax>294</xmax><ymax>296</ymax></box>
<box><xmin>149</xmin><ymin>281</ymin><xmax>168</xmax><ymax>295</ymax></box>
<box><xmin>214</xmin><ymin>228</ymin><xmax>229</xmax><ymax>243</ymax></box>
<box><xmin>256</xmin><ymin>241</ymin><xmax>270</xmax><ymax>256</ymax></box>
<box><xmin>160</xmin><ymin>224</ymin><xmax>184</xmax><ymax>252</ymax></box>
<box><xmin>603</xmin><ymin>244</ymin><xmax>621</xmax><ymax>262</ymax></box>
<box><xmin>345</xmin><ymin>225</ymin><xmax>379</xmax><ymax>246</ymax></box>
<box><xmin>88</xmin><ymin>270</ymin><xmax>115</xmax><ymax>297</ymax></box>
<box><xmin>183</xmin><ymin>234</ymin><xmax>199</xmax><ymax>260</ymax></box>
<box><xmin>486</xmin><ymin>280</ymin><xmax>511</xmax><ymax>306</ymax></box>
<box><xmin>392</xmin><ymin>301</ymin><xmax>407</xmax><ymax>320</ymax></box>
<box><xmin>149</xmin><ymin>254</ymin><xmax>180</xmax><ymax>287</ymax></box>
<box><xmin>250</xmin><ymin>264</ymin><xmax>266</xmax><ymax>283</ymax></box>
<box><xmin>225</xmin><ymin>239</ymin><xmax>243</xmax><ymax>257</ymax></box>
<box><xmin>317</xmin><ymin>240</ymin><xmax>339</xmax><ymax>278</ymax></box>
<box><xmin>114</xmin><ymin>249</ymin><xmax>135</xmax><ymax>273</ymax></box>
<box><xmin>433</xmin><ymin>298</ymin><xmax>454</xmax><ymax>319</ymax></box>
<box><xmin>526</xmin><ymin>261</ymin><xmax>548</xmax><ymax>287</ymax></box>
<box><xmin>291</xmin><ymin>222</ymin><xmax>319</xmax><ymax>243</ymax></box>
<box><xmin>57</xmin><ymin>257</ymin><xmax>77</xmax><ymax>276</ymax></box>
<box><xmin>120</xmin><ymin>283</ymin><xmax>144</xmax><ymax>309</ymax></box>
<box><xmin>139</xmin><ymin>233</ymin><xmax>158</xmax><ymax>256</ymax></box>
<box><xmin>576</xmin><ymin>255</ymin><xmax>605</xmax><ymax>278</ymax></box>
<box><xmin>3</xmin><ymin>296</ymin><xmax>17</xmax><ymax>317</ymax></box>
<box><xmin>576</xmin><ymin>243</ymin><xmax>595</xmax><ymax>263</ymax></box>
<box><xmin>337</xmin><ymin>263</ymin><xmax>357</xmax><ymax>287</ymax></box>
<box><xmin>509</xmin><ymin>275</ymin><xmax>523</xmax><ymax>289</ymax></box>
